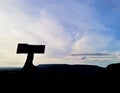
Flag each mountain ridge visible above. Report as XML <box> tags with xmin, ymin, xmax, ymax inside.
<box><xmin>0</xmin><ymin>63</ymin><xmax>119</xmax><ymax>92</ymax></box>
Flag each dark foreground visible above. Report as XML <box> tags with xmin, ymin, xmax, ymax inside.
<box><xmin>0</xmin><ymin>64</ymin><xmax>120</xmax><ymax>92</ymax></box>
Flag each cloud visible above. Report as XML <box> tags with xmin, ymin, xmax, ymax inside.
<box><xmin>71</xmin><ymin>53</ymin><xmax>113</xmax><ymax>56</ymax></box>
<box><xmin>0</xmin><ymin>0</ymin><xmax>119</xmax><ymax>67</ymax></box>
<box><xmin>0</xmin><ymin>0</ymin><xmax>72</xmax><ymax>66</ymax></box>
<box><xmin>67</xmin><ymin>52</ymin><xmax>120</xmax><ymax>67</ymax></box>
<box><xmin>71</xmin><ymin>33</ymin><xmax>114</xmax><ymax>54</ymax></box>
<box><xmin>39</xmin><ymin>0</ymin><xmax>116</xmax><ymax>53</ymax></box>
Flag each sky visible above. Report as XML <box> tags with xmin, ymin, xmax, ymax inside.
<box><xmin>0</xmin><ymin>0</ymin><xmax>120</xmax><ymax>67</ymax></box>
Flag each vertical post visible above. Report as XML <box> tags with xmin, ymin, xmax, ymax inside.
<box><xmin>17</xmin><ymin>43</ymin><xmax>45</xmax><ymax>72</ymax></box>
<box><xmin>23</xmin><ymin>52</ymin><xmax>34</xmax><ymax>69</ymax></box>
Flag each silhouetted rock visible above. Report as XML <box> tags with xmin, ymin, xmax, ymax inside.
<box><xmin>106</xmin><ymin>63</ymin><xmax>120</xmax><ymax>73</ymax></box>
<box><xmin>17</xmin><ymin>43</ymin><xmax>45</xmax><ymax>72</ymax></box>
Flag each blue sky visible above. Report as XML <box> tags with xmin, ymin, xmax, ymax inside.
<box><xmin>0</xmin><ymin>0</ymin><xmax>120</xmax><ymax>67</ymax></box>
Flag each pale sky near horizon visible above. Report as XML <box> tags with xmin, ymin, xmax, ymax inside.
<box><xmin>0</xmin><ymin>0</ymin><xmax>120</xmax><ymax>67</ymax></box>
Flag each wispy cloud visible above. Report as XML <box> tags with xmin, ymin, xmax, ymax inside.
<box><xmin>0</xmin><ymin>0</ymin><xmax>120</xmax><ymax>67</ymax></box>
<box><xmin>0</xmin><ymin>0</ymin><xmax>71</xmax><ymax>66</ymax></box>
<box><xmin>71</xmin><ymin>53</ymin><xmax>113</xmax><ymax>56</ymax></box>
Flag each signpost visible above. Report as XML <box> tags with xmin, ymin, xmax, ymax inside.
<box><xmin>17</xmin><ymin>43</ymin><xmax>45</xmax><ymax>70</ymax></box>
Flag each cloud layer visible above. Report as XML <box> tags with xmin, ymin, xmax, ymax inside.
<box><xmin>0</xmin><ymin>0</ymin><xmax>120</xmax><ymax>67</ymax></box>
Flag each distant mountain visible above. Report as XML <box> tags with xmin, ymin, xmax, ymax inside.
<box><xmin>37</xmin><ymin>64</ymin><xmax>104</xmax><ymax>74</ymax></box>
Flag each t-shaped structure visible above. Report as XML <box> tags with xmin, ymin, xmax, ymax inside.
<box><xmin>17</xmin><ymin>43</ymin><xmax>45</xmax><ymax>70</ymax></box>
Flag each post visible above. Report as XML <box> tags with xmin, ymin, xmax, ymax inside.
<box><xmin>23</xmin><ymin>52</ymin><xmax>34</xmax><ymax>69</ymax></box>
<box><xmin>17</xmin><ymin>43</ymin><xmax>45</xmax><ymax>71</ymax></box>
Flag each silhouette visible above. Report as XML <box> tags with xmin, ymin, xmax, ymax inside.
<box><xmin>0</xmin><ymin>44</ymin><xmax>120</xmax><ymax>92</ymax></box>
<box><xmin>17</xmin><ymin>43</ymin><xmax>45</xmax><ymax>71</ymax></box>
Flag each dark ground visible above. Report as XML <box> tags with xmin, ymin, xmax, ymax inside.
<box><xmin>0</xmin><ymin>64</ymin><xmax>120</xmax><ymax>92</ymax></box>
